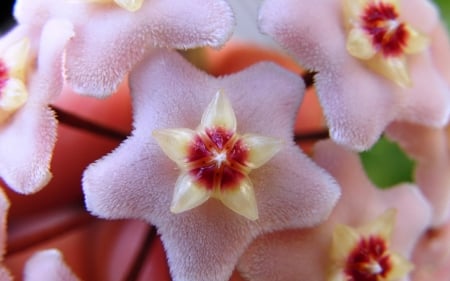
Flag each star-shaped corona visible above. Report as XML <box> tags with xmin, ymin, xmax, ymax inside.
<box><xmin>343</xmin><ymin>0</ymin><xmax>429</xmax><ymax>87</ymax></box>
<box><xmin>328</xmin><ymin>209</ymin><xmax>413</xmax><ymax>281</ymax></box>
<box><xmin>79</xmin><ymin>0</ymin><xmax>143</xmax><ymax>12</ymax></box>
<box><xmin>0</xmin><ymin>38</ymin><xmax>29</xmax><ymax>124</ymax></box>
<box><xmin>153</xmin><ymin>90</ymin><xmax>283</xmax><ymax>220</ymax></box>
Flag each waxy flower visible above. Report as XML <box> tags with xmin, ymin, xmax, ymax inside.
<box><xmin>0</xmin><ymin>20</ymin><xmax>73</xmax><ymax>194</ymax></box>
<box><xmin>386</xmin><ymin>121</ymin><xmax>450</xmax><ymax>226</ymax></box>
<box><xmin>412</xmin><ymin>219</ymin><xmax>450</xmax><ymax>281</ymax></box>
<box><xmin>23</xmin><ymin>249</ymin><xmax>80</xmax><ymax>281</ymax></box>
<box><xmin>14</xmin><ymin>0</ymin><xmax>235</xmax><ymax>97</ymax></box>
<box><xmin>0</xmin><ymin>186</ymin><xmax>79</xmax><ymax>280</ymax></box>
<box><xmin>258</xmin><ymin>0</ymin><xmax>450</xmax><ymax>150</ymax></box>
<box><xmin>82</xmin><ymin>49</ymin><xmax>341</xmax><ymax>281</ymax></box>
<box><xmin>329</xmin><ymin>209</ymin><xmax>413</xmax><ymax>281</ymax></box>
<box><xmin>238</xmin><ymin>140</ymin><xmax>432</xmax><ymax>281</ymax></box>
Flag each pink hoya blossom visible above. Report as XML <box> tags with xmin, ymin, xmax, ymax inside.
<box><xmin>238</xmin><ymin>140</ymin><xmax>432</xmax><ymax>281</ymax></box>
<box><xmin>13</xmin><ymin>0</ymin><xmax>235</xmax><ymax>97</ymax></box>
<box><xmin>258</xmin><ymin>0</ymin><xmax>450</xmax><ymax>151</ymax></box>
<box><xmin>0</xmin><ymin>19</ymin><xmax>73</xmax><ymax>194</ymax></box>
<box><xmin>82</xmin><ymin>49</ymin><xmax>341</xmax><ymax>281</ymax></box>
<box><xmin>412</xmin><ymin>219</ymin><xmax>450</xmax><ymax>281</ymax></box>
<box><xmin>0</xmin><ymin>186</ymin><xmax>79</xmax><ymax>280</ymax></box>
<box><xmin>386</xmin><ymin>121</ymin><xmax>450</xmax><ymax>226</ymax></box>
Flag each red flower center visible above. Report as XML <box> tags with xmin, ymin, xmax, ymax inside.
<box><xmin>345</xmin><ymin>235</ymin><xmax>392</xmax><ymax>281</ymax></box>
<box><xmin>0</xmin><ymin>60</ymin><xmax>9</xmax><ymax>94</ymax></box>
<box><xmin>362</xmin><ymin>2</ymin><xmax>409</xmax><ymax>57</ymax></box>
<box><xmin>186</xmin><ymin>127</ymin><xmax>249</xmax><ymax>191</ymax></box>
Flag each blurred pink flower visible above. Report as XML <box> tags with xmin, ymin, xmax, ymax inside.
<box><xmin>386</xmin><ymin>121</ymin><xmax>450</xmax><ymax>226</ymax></box>
<box><xmin>258</xmin><ymin>0</ymin><xmax>450</xmax><ymax>150</ymax></box>
<box><xmin>238</xmin><ymin>140</ymin><xmax>432</xmax><ymax>281</ymax></box>
<box><xmin>14</xmin><ymin>0</ymin><xmax>235</xmax><ymax>97</ymax></box>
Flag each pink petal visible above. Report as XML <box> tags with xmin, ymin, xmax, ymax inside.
<box><xmin>386</xmin><ymin>122</ymin><xmax>450</xmax><ymax>226</ymax></box>
<box><xmin>430</xmin><ymin>22</ymin><xmax>450</xmax><ymax>84</ymax></box>
<box><xmin>83</xmin><ymin>50</ymin><xmax>340</xmax><ymax>281</ymax></box>
<box><xmin>23</xmin><ymin>249</ymin><xmax>80</xmax><ymax>281</ymax></box>
<box><xmin>412</xmin><ymin>220</ymin><xmax>450</xmax><ymax>281</ymax></box>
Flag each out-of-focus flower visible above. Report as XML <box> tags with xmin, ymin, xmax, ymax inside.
<box><xmin>13</xmin><ymin>0</ymin><xmax>235</xmax><ymax>97</ymax></box>
<box><xmin>0</xmin><ymin>19</ymin><xmax>73</xmax><ymax>194</ymax></box>
<box><xmin>23</xmin><ymin>249</ymin><xmax>80</xmax><ymax>281</ymax></box>
<box><xmin>82</xmin><ymin>49</ymin><xmax>341</xmax><ymax>281</ymax></box>
<box><xmin>258</xmin><ymin>0</ymin><xmax>450</xmax><ymax>150</ymax></box>
<box><xmin>238</xmin><ymin>140</ymin><xmax>432</xmax><ymax>281</ymax></box>
<box><xmin>386</xmin><ymin>121</ymin><xmax>450</xmax><ymax>226</ymax></box>
<box><xmin>328</xmin><ymin>209</ymin><xmax>413</xmax><ymax>281</ymax></box>
<box><xmin>412</xmin><ymin>219</ymin><xmax>450</xmax><ymax>281</ymax></box>
<box><xmin>0</xmin><ymin>186</ymin><xmax>80</xmax><ymax>281</ymax></box>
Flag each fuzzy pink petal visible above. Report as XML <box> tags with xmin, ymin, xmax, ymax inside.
<box><xmin>83</xmin><ymin>50</ymin><xmax>340</xmax><ymax>281</ymax></box>
<box><xmin>15</xmin><ymin>0</ymin><xmax>234</xmax><ymax>97</ymax></box>
<box><xmin>397</xmin><ymin>52</ymin><xmax>450</xmax><ymax>127</ymax></box>
<box><xmin>259</xmin><ymin>0</ymin><xmax>449</xmax><ymax>151</ymax></box>
<box><xmin>386</xmin><ymin>122</ymin><xmax>450</xmax><ymax>226</ymax></box>
<box><xmin>430</xmin><ymin>23</ymin><xmax>450</xmax><ymax>83</ymax></box>
<box><xmin>23</xmin><ymin>249</ymin><xmax>80</xmax><ymax>281</ymax></box>
<box><xmin>0</xmin><ymin>21</ymin><xmax>73</xmax><ymax>194</ymax></box>
<box><xmin>238</xmin><ymin>140</ymin><xmax>432</xmax><ymax>280</ymax></box>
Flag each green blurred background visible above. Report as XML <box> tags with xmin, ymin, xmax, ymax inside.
<box><xmin>435</xmin><ymin>0</ymin><xmax>450</xmax><ymax>30</ymax></box>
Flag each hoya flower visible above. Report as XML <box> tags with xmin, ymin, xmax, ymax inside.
<box><xmin>386</xmin><ymin>121</ymin><xmax>450</xmax><ymax>226</ymax></box>
<box><xmin>13</xmin><ymin>0</ymin><xmax>235</xmax><ymax>97</ymax></box>
<box><xmin>259</xmin><ymin>0</ymin><xmax>450</xmax><ymax>150</ymax></box>
<box><xmin>412</xmin><ymin>219</ymin><xmax>450</xmax><ymax>281</ymax></box>
<box><xmin>23</xmin><ymin>249</ymin><xmax>80</xmax><ymax>281</ymax></box>
<box><xmin>0</xmin><ymin>20</ymin><xmax>73</xmax><ymax>194</ymax></box>
<box><xmin>82</xmin><ymin>49</ymin><xmax>341</xmax><ymax>281</ymax></box>
<box><xmin>238</xmin><ymin>140</ymin><xmax>432</xmax><ymax>281</ymax></box>
<box><xmin>0</xmin><ymin>186</ymin><xmax>80</xmax><ymax>281</ymax></box>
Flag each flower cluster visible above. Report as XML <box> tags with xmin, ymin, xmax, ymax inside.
<box><xmin>0</xmin><ymin>0</ymin><xmax>449</xmax><ymax>280</ymax></box>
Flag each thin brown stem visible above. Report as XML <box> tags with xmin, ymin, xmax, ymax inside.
<box><xmin>51</xmin><ymin>105</ymin><xmax>128</xmax><ymax>141</ymax></box>
<box><xmin>124</xmin><ymin>226</ymin><xmax>158</xmax><ymax>281</ymax></box>
<box><xmin>294</xmin><ymin>129</ymin><xmax>329</xmax><ymax>143</ymax></box>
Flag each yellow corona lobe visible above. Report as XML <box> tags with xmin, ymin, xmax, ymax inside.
<box><xmin>152</xmin><ymin>91</ymin><xmax>283</xmax><ymax>220</ymax></box>
<box><xmin>328</xmin><ymin>209</ymin><xmax>413</xmax><ymax>281</ymax></box>
<box><xmin>0</xmin><ymin>38</ymin><xmax>30</xmax><ymax>123</ymax></box>
<box><xmin>343</xmin><ymin>0</ymin><xmax>429</xmax><ymax>87</ymax></box>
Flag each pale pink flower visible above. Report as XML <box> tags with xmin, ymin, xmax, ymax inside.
<box><xmin>412</xmin><ymin>219</ymin><xmax>450</xmax><ymax>281</ymax></box>
<box><xmin>0</xmin><ymin>186</ymin><xmax>79</xmax><ymax>281</ymax></box>
<box><xmin>0</xmin><ymin>20</ymin><xmax>73</xmax><ymax>194</ymax></box>
<box><xmin>14</xmin><ymin>0</ymin><xmax>235</xmax><ymax>97</ymax></box>
<box><xmin>386</xmin><ymin>121</ymin><xmax>450</xmax><ymax>226</ymax></box>
<box><xmin>258</xmin><ymin>0</ymin><xmax>450</xmax><ymax>150</ymax></box>
<box><xmin>82</xmin><ymin>49</ymin><xmax>341</xmax><ymax>281</ymax></box>
<box><xmin>238</xmin><ymin>140</ymin><xmax>432</xmax><ymax>281</ymax></box>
